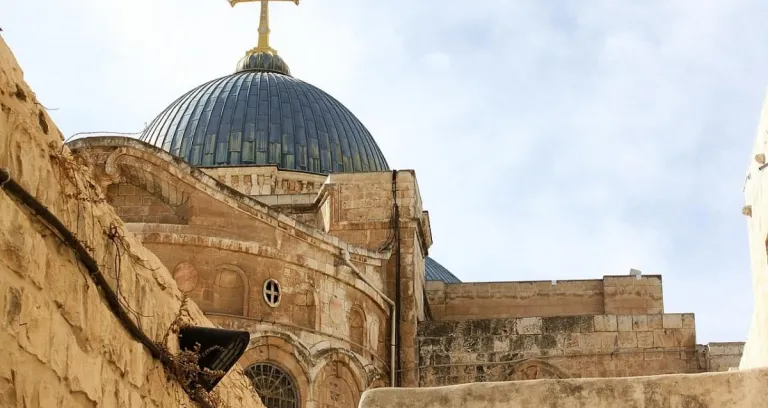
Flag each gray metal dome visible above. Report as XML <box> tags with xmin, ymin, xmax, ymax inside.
<box><xmin>425</xmin><ymin>257</ymin><xmax>461</xmax><ymax>284</ymax></box>
<box><xmin>140</xmin><ymin>71</ymin><xmax>389</xmax><ymax>174</ymax></box>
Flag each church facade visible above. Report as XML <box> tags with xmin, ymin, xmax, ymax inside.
<box><xmin>64</xmin><ymin>1</ymin><xmax>744</xmax><ymax>407</ymax></box>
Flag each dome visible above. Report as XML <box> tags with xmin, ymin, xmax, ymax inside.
<box><xmin>139</xmin><ymin>71</ymin><xmax>389</xmax><ymax>174</ymax></box>
<box><xmin>425</xmin><ymin>257</ymin><xmax>462</xmax><ymax>284</ymax></box>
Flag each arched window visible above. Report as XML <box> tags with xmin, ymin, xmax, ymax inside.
<box><xmin>245</xmin><ymin>363</ymin><xmax>299</xmax><ymax>408</ymax></box>
<box><xmin>291</xmin><ymin>288</ymin><xmax>317</xmax><ymax>329</ymax></box>
<box><xmin>349</xmin><ymin>307</ymin><xmax>365</xmax><ymax>355</ymax></box>
<box><xmin>211</xmin><ymin>266</ymin><xmax>247</xmax><ymax>315</ymax></box>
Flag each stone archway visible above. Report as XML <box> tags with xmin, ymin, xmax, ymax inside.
<box><xmin>240</xmin><ymin>335</ymin><xmax>312</xmax><ymax>408</ymax></box>
<box><xmin>245</xmin><ymin>362</ymin><xmax>300</xmax><ymax>408</ymax></box>
<box><xmin>314</xmin><ymin>361</ymin><xmax>360</xmax><ymax>408</ymax></box>
<box><xmin>507</xmin><ymin>359</ymin><xmax>570</xmax><ymax>381</ymax></box>
<box><xmin>311</xmin><ymin>349</ymin><xmax>368</xmax><ymax>408</ymax></box>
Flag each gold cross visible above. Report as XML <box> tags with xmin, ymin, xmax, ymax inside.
<box><xmin>229</xmin><ymin>0</ymin><xmax>300</xmax><ymax>55</ymax></box>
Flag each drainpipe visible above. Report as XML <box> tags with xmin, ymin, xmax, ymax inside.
<box><xmin>391</xmin><ymin>170</ymin><xmax>401</xmax><ymax>387</ymax></box>
<box><xmin>341</xmin><ymin>249</ymin><xmax>397</xmax><ymax>387</ymax></box>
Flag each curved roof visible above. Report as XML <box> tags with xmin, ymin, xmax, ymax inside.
<box><xmin>425</xmin><ymin>257</ymin><xmax>461</xmax><ymax>284</ymax></box>
<box><xmin>139</xmin><ymin>71</ymin><xmax>389</xmax><ymax>175</ymax></box>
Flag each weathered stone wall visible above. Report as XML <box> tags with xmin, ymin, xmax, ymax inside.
<box><xmin>0</xmin><ymin>37</ymin><xmax>262</xmax><ymax>407</ymax></box>
<box><xmin>202</xmin><ymin>166</ymin><xmax>327</xmax><ymax>196</ymax></box>
<box><xmin>426</xmin><ymin>276</ymin><xmax>663</xmax><ymax>321</ymax></box>
<box><xmin>706</xmin><ymin>342</ymin><xmax>745</xmax><ymax>372</ymax></box>
<box><xmin>359</xmin><ymin>367</ymin><xmax>768</xmax><ymax>408</ymax></box>
<box><xmin>255</xmin><ymin>193</ymin><xmax>320</xmax><ymax>228</ymax></box>
<box><xmin>417</xmin><ymin>314</ymin><xmax>699</xmax><ymax>386</ymax></box>
<box><xmin>426</xmin><ymin>280</ymin><xmax>604</xmax><ymax>320</ymax></box>
<box><xmin>603</xmin><ymin>276</ymin><xmax>664</xmax><ymax>315</ymax></box>
<box><xmin>741</xmin><ymin>88</ymin><xmax>768</xmax><ymax>369</ymax></box>
<box><xmin>106</xmin><ymin>182</ymin><xmax>184</xmax><ymax>224</ymax></box>
<box><xmin>144</xmin><ymin>238</ymin><xmax>390</xmax><ymax>360</ymax></box>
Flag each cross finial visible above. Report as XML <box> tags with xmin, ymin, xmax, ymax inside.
<box><xmin>229</xmin><ymin>0</ymin><xmax>300</xmax><ymax>56</ymax></box>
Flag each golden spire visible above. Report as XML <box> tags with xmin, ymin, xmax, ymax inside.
<box><xmin>229</xmin><ymin>0</ymin><xmax>300</xmax><ymax>56</ymax></box>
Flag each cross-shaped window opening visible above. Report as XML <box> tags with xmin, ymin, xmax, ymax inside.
<box><xmin>264</xmin><ymin>279</ymin><xmax>281</xmax><ymax>307</ymax></box>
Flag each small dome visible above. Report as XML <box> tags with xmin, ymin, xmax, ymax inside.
<box><xmin>425</xmin><ymin>257</ymin><xmax>461</xmax><ymax>283</ymax></box>
<box><xmin>140</xmin><ymin>71</ymin><xmax>389</xmax><ymax>174</ymax></box>
<box><xmin>236</xmin><ymin>51</ymin><xmax>291</xmax><ymax>76</ymax></box>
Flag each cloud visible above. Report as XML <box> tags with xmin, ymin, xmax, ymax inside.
<box><xmin>2</xmin><ymin>0</ymin><xmax>766</xmax><ymax>343</ymax></box>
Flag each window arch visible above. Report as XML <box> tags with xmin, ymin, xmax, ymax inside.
<box><xmin>507</xmin><ymin>359</ymin><xmax>569</xmax><ymax>381</ymax></box>
<box><xmin>291</xmin><ymin>287</ymin><xmax>317</xmax><ymax>330</ymax></box>
<box><xmin>209</xmin><ymin>265</ymin><xmax>249</xmax><ymax>315</ymax></box>
<box><xmin>245</xmin><ymin>362</ymin><xmax>300</xmax><ymax>408</ymax></box>
<box><xmin>349</xmin><ymin>307</ymin><xmax>365</xmax><ymax>355</ymax></box>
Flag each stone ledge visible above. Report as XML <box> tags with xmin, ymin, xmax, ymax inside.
<box><xmin>362</xmin><ymin>368</ymin><xmax>768</xmax><ymax>408</ymax></box>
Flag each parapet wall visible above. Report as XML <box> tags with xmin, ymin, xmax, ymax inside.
<box><xmin>426</xmin><ymin>275</ymin><xmax>663</xmax><ymax>320</ymax></box>
<box><xmin>417</xmin><ymin>313</ymin><xmax>698</xmax><ymax>386</ymax></box>
<box><xmin>0</xmin><ymin>37</ymin><xmax>262</xmax><ymax>407</ymax></box>
<box><xmin>706</xmin><ymin>342</ymin><xmax>745</xmax><ymax>372</ymax></box>
<box><xmin>359</xmin><ymin>367</ymin><xmax>768</xmax><ymax>408</ymax></box>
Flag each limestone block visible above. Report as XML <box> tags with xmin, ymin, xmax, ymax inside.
<box><xmin>16</xmin><ymin>288</ymin><xmax>51</xmax><ymax>364</ymax></box>
<box><xmin>617</xmin><ymin>315</ymin><xmax>633</xmax><ymax>332</ymax></box>
<box><xmin>581</xmin><ymin>333</ymin><xmax>602</xmax><ymax>351</ymax></box>
<box><xmin>66</xmin><ymin>337</ymin><xmax>103</xmax><ymax>403</ymax></box>
<box><xmin>37</xmin><ymin>379</ymin><xmax>63</xmax><ymax>408</ymax></box>
<box><xmin>516</xmin><ymin>317</ymin><xmax>542</xmax><ymax>335</ymax></box>
<box><xmin>663</xmin><ymin>314</ymin><xmax>683</xmax><ymax>329</ymax></box>
<box><xmin>682</xmin><ymin>313</ymin><xmax>696</xmax><ymax>329</ymax></box>
<box><xmin>45</xmin><ymin>255</ymin><xmax>87</xmax><ymax>330</ymax></box>
<box><xmin>637</xmin><ymin>331</ymin><xmax>654</xmax><ymax>348</ymax></box>
<box><xmin>100</xmin><ymin>363</ymin><xmax>119</xmax><ymax>408</ymax></box>
<box><xmin>48</xmin><ymin>312</ymin><xmax>74</xmax><ymax>379</ymax></box>
<box><xmin>618</xmin><ymin>332</ymin><xmax>638</xmax><ymax>348</ymax></box>
<box><xmin>632</xmin><ymin>315</ymin><xmax>648</xmax><ymax>331</ymax></box>
<box><xmin>648</xmin><ymin>314</ymin><xmax>663</xmax><ymax>330</ymax></box>
<box><xmin>593</xmin><ymin>315</ymin><xmax>617</xmax><ymax>332</ymax></box>
<box><xmin>600</xmin><ymin>332</ymin><xmax>619</xmax><ymax>349</ymax></box>
<box><xmin>653</xmin><ymin>329</ymin><xmax>683</xmax><ymax>348</ymax></box>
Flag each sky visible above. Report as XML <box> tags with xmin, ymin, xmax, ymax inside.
<box><xmin>3</xmin><ymin>0</ymin><xmax>767</xmax><ymax>344</ymax></box>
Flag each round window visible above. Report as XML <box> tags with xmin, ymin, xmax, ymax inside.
<box><xmin>263</xmin><ymin>279</ymin><xmax>281</xmax><ymax>307</ymax></box>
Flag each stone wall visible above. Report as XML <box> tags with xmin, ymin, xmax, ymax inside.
<box><xmin>359</xmin><ymin>367</ymin><xmax>768</xmax><ymax>408</ymax></box>
<box><xmin>706</xmin><ymin>342</ymin><xmax>745</xmax><ymax>372</ymax></box>
<box><xmin>106</xmin><ymin>182</ymin><xmax>184</xmax><ymax>224</ymax></box>
<box><xmin>426</xmin><ymin>275</ymin><xmax>663</xmax><ymax>321</ymax></box>
<box><xmin>741</xmin><ymin>88</ymin><xmax>768</xmax><ymax>369</ymax></box>
<box><xmin>0</xmin><ymin>37</ymin><xmax>262</xmax><ymax>407</ymax></box>
<box><xmin>202</xmin><ymin>166</ymin><xmax>327</xmax><ymax>196</ymax></box>
<box><xmin>417</xmin><ymin>313</ymin><xmax>699</xmax><ymax>386</ymax></box>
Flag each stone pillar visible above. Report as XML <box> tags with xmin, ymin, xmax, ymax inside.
<box><xmin>393</xmin><ymin>171</ymin><xmax>429</xmax><ymax>387</ymax></box>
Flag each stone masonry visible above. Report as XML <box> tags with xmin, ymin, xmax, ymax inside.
<box><xmin>426</xmin><ymin>275</ymin><xmax>664</xmax><ymax>320</ymax></box>
<box><xmin>0</xmin><ymin>37</ymin><xmax>263</xmax><ymax>407</ymax></box>
<box><xmin>417</xmin><ymin>313</ymin><xmax>700</xmax><ymax>386</ymax></box>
